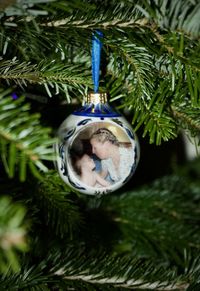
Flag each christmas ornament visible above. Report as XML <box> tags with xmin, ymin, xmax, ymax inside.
<box><xmin>55</xmin><ymin>31</ymin><xmax>140</xmax><ymax>196</ymax></box>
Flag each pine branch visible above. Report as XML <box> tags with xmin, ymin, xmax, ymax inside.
<box><xmin>106</xmin><ymin>32</ymin><xmax>200</xmax><ymax>144</ymax></box>
<box><xmin>33</xmin><ymin>171</ymin><xmax>83</xmax><ymax>238</ymax></box>
<box><xmin>3</xmin><ymin>246</ymin><xmax>200</xmax><ymax>290</ymax></box>
<box><xmin>8</xmin><ymin>0</ymin><xmax>200</xmax><ymax>40</ymax></box>
<box><xmin>3</xmin><ymin>0</ymin><xmax>199</xmax><ymax>40</ymax></box>
<box><xmin>0</xmin><ymin>249</ymin><xmax>187</xmax><ymax>290</ymax></box>
<box><xmin>0</xmin><ymin>59</ymin><xmax>92</xmax><ymax>98</ymax></box>
<box><xmin>0</xmin><ymin>260</ymin><xmax>55</xmax><ymax>291</ymax></box>
<box><xmin>53</xmin><ymin>250</ymin><xmax>186</xmax><ymax>290</ymax></box>
<box><xmin>0</xmin><ymin>89</ymin><xmax>56</xmax><ymax>181</ymax></box>
<box><xmin>106</xmin><ymin>37</ymin><xmax>178</xmax><ymax>144</ymax></box>
<box><xmin>0</xmin><ymin>196</ymin><xmax>28</xmax><ymax>274</ymax></box>
<box><xmin>171</xmin><ymin>104</ymin><xmax>200</xmax><ymax>140</ymax></box>
<box><xmin>91</xmin><ymin>174</ymin><xmax>200</xmax><ymax>265</ymax></box>
<box><xmin>141</xmin><ymin>0</ymin><xmax>200</xmax><ymax>38</ymax></box>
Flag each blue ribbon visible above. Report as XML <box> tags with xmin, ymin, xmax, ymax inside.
<box><xmin>92</xmin><ymin>30</ymin><xmax>103</xmax><ymax>93</ymax></box>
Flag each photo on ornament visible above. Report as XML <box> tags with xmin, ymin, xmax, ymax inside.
<box><xmin>69</xmin><ymin>122</ymin><xmax>136</xmax><ymax>188</ymax></box>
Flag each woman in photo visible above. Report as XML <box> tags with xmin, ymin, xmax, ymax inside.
<box><xmin>74</xmin><ymin>153</ymin><xmax>111</xmax><ymax>188</ymax></box>
<box><xmin>90</xmin><ymin>128</ymin><xmax>135</xmax><ymax>183</ymax></box>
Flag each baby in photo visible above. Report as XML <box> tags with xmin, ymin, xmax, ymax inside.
<box><xmin>74</xmin><ymin>154</ymin><xmax>110</xmax><ymax>188</ymax></box>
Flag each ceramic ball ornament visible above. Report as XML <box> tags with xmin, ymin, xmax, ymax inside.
<box><xmin>55</xmin><ymin>92</ymin><xmax>140</xmax><ymax>196</ymax></box>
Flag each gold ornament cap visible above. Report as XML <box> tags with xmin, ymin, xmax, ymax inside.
<box><xmin>86</xmin><ymin>92</ymin><xmax>107</xmax><ymax>105</ymax></box>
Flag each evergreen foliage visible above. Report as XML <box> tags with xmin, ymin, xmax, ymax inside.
<box><xmin>0</xmin><ymin>0</ymin><xmax>200</xmax><ymax>290</ymax></box>
<box><xmin>0</xmin><ymin>196</ymin><xmax>28</xmax><ymax>274</ymax></box>
<box><xmin>0</xmin><ymin>90</ymin><xmax>56</xmax><ymax>181</ymax></box>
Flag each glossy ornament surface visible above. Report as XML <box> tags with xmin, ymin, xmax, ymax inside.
<box><xmin>55</xmin><ymin>93</ymin><xmax>140</xmax><ymax>196</ymax></box>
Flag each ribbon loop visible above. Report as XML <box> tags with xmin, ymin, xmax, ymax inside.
<box><xmin>92</xmin><ymin>30</ymin><xmax>103</xmax><ymax>93</ymax></box>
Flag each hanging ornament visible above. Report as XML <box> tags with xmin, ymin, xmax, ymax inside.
<box><xmin>55</xmin><ymin>31</ymin><xmax>140</xmax><ymax>196</ymax></box>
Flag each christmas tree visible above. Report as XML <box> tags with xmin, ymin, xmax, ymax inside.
<box><xmin>0</xmin><ymin>0</ymin><xmax>200</xmax><ymax>290</ymax></box>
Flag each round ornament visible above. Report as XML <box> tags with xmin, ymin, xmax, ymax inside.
<box><xmin>55</xmin><ymin>92</ymin><xmax>140</xmax><ymax>196</ymax></box>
